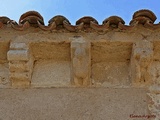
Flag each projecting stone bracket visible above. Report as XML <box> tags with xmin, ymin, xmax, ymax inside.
<box><xmin>7</xmin><ymin>42</ymin><xmax>33</xmax><ymax>87</ymax></box>
<box><xmin>130</xmin><ymin>40</ymin><xmax>153</xmax><ymax>86</ymax></box>
<box><xmin>71</xmin><ymin>37</ymin><xmax>91</xmax><ymax>86</ymax></box>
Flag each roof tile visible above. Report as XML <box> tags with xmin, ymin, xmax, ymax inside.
<box><xmin>0</xmin><ymin>9</ymin><xmax>159</xmax><ymax>32</ymax></box>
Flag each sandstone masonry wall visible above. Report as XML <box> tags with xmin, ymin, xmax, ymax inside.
<box><xmin>0</xmin><ymin>9</ymin><xmax>160</xmax><ymax>119</ymax></box>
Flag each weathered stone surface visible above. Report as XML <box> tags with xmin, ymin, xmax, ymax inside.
<box><xmin>30</xmin><ymin>42</ymin><xmax>70</xmax><ymax>61</ymax></box>
<box><xmin>0</xmin><ymin>88</ymin><xmax>149</xmax><ymax>120</ymax></box>
<box><xmin>147</xmin><ymin>93</ymin><xmax>160</xmax><ymax>120</ymax></box>
<box><xmin>0</xmin><ymin>63</ymin><xmax>9</xmax><ymax>88</ymax></box>
<box><xmin>9</xmin><ymin>61</ymin><xmax>32</xmax><ymax>72</ymax></box>
<box><xmin>10</xmin><ymin>72</ymin><xmax>31</xmax><ymax>81</ymax></box>
<box><xmin>32</xmin><ymin>60</ymin><xmax>70</xmax><ymax>87</ymax></box>
<box><xmin>0</xmin><ymin>41</ymin><xmax>10</xmax><ymax>63</ymax></box>
<box><xmin>92</xmin><ymin>62</ymin><xmax>130</xmax><ymax>87</ymax></box>
<box><xmin>1</xmin><ymin>24</ymin><xmax>160</xmax><ymax>119</ymax></box>
<box><xmin>11</xmin><ymin>79</ymin><xmax>30</xmax><ymax>87</ymax></box>
<box><xmin>91</xmin><ymin>42</ymin><xmax>132</xmax><ymax>63</ymax></box>
<box><xmin>150</xmin><ymin>61</ymin><xmax>160</xmax><ymax>86</ymax></box>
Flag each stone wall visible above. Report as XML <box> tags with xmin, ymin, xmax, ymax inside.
<box><xmin>0</xmin><ymin>9</ymin><xmax>160</xmax><ymax>119</ymax></box>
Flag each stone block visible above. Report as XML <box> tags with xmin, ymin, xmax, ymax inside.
<box><xmin>9</xmin><ymin>59</ymin><xmax>33</xmax><ymax>72</ymax></box>
<box><xmin>10</xmin><ymin>72</ymin><xmax>30</xmax><ymax>81</ymax></box>
<box><xmin>10</xmin><ymin>42</ymin><xmax>28</xmax><ymax>50</ymax></box>
<box><xmin>9</xmin><ymin>62</ymin><xmax>29</xmax><ymax>72</ymax></box>
<box><xmin>11</xmin><ymin>79</ymin><xmax>30</xmax><ymax>88</ymax></box>
<box><xmin>7</xmin><ymin>50</ymin><xmax>29</xmax><ymax>61</ymax></box>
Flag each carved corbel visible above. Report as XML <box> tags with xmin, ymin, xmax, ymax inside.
<box><xmin>71</xmin><ymin>37</ymin><xmax>91</xmax><ymax>86</ymax></box>
<box><xmin>130</xmin><ymin>40</ymin><xmax>153</xmax><ymax>86</ymax></box>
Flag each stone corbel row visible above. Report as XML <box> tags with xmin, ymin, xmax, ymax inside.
<box><xmin>1</xmin><ymin>9</ymin><xmax>160</xmax><ymax>31</ymax></box>
<box><xmin>6</xmin><ymin>37</ymin><xmax>158</xmax><ymax>88</ymax></box>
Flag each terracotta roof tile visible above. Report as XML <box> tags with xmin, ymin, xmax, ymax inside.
<box><xmin>0</xmin><ymin>9</ymin><xmax>160</xmax><ymax>31</ymax></box>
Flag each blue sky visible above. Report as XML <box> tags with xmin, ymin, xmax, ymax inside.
<box><xmin>0</xmin><ymin>0</ymin><xmax>160</xmax><ymax>25</ymax></box>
